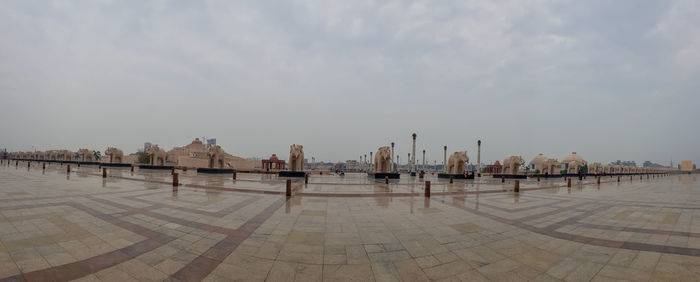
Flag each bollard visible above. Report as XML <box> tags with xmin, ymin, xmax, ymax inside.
<box><xmin>43</xmin><ymin>163</ymin><xmax>46</xmax><ymax>170</ymax></box>
<box><xmin>67</xmin><ymin>165</ymin><xmax>70</xmax><ymax>174</ymax></box>
<box><xmin>514</xmin><ymin>180</ymin><xmax>520</xmax><ymax>192</ymax></box>
<box><xmin>385</xmin><ymin>176</ymin><xmax>389</xmax><ymax>184</ymax></box>
<box><xmin>304</xmin><ymin>173</ymin><xmax>308</xmax><ymax>184</ymax></box>
<box><xmin>131</xmin><ymin>165</ymin><xmax>134</xmax><ymax>172</ymax></box>
<box><xmin>537</xmin><ymin>176</ymin><xmax>540</xmax><ymax>182</ymax></box>
<box><xmin>630</xmin><ymin>176</ymin><xmax>633</xmax><ymax>181</ymax></box>
<box><xmin>172</xmin><ymin>173</ymin><xmax>179</xmax><ymax>186</ymax></box>
<box><xmin>28</xmin><ymin>162</ymin><xmax>30</xmax><ymax>168</ymax></box>
<box><xmin>172</xmin><ymin>168</ymin><xmax>175</xmax><ymax>175</ymax></box>
<box><xmin>233</xmin><ymin>171</ymin><xmax>237</xmax><ymax>180</ymax></box>
<box><xmin>183</xmin><ymin>167</ymin><xmax>187</xmax><ymax>172</ymax></box>
<box><xmin>567</xmin><ymin>178</ymin><xmax>571</xmax><ymax>187</ymax></box>
<box><xmin>617</xmin><ymin>176</ymin><xmax>620</xmax><ymax>182</ymax></box>
<box><xmin>425</xmin><ymin>181</ymin><xmax>431</xmax><ymax>197</ymax></box>
<box><xmin>501</xmin><ymin>176</ymin><xmax>505</xmax><ymax>183</ymax></box>
<box><xmin>450</xmin><ymin>176</ymin><xmax>453</xmax><ymax>184</ymax></box>
<box><xmin>102</xmin><ymin>168</ymin><xmax>107</xmax><ymax>178</ymax></box>
<box><xmin>640</xmin><ymin>175</ymin><xmax>643</xmax><ymax>180</ymax></box>
<box><xmin>286</xmin><ymin>179</ymin><xmax>292</xmax><ymax>197</ymax></box>
<box><xmin>597</xmin><ymin>176</ymin><xmax>600</xmax><ymax>184</ymax></box>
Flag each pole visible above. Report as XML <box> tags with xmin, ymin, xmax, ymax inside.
<box><xmin>411</xmin><ymin>133</ymin><xmax>417</xmax><ymax>173</ymax></box>
<box><xmin>477</xmin><ymin>140</ymin><xmax>481</xmax><ymax>177</ymax></box>
<box><xmin>422</xmin><ymin>150</ymin><xmax>425</xmax><ymax>172</ymax></box>
<box><xmin>443</xmin><ymin>146</ymin><xmax>447</xmax><ymax>173</ymax></box>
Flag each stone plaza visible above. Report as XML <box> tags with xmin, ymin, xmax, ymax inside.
<box><xmin>0</xmin><ymin>161</ymin><xmax>697</xmax><ymax>281</ymax></box>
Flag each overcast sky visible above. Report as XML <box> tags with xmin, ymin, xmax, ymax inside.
<box><xmin>1</xmin><ymin>0</ymin><xmax>698</xmax><ymax>165</ymax></box>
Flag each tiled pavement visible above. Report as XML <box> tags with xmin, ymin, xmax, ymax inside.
<box><xmin>0</xmin><ymin>161</ymin><xmax>699</xmax><ymax>281</ymax></box>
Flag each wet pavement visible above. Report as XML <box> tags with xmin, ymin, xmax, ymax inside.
<box><xmin>0</xmin><ymin>160</ymin><xmax>698</xmax><ymax>281</ymax></box>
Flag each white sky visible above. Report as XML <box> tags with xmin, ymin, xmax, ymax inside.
<box><xmin>1</xmin><ymin>0</ymin><xmax>699</xmax><ymax>165</ymax></box>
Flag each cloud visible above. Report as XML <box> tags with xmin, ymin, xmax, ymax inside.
<box><xmin>0</xmin><ymin>0</ymin><xmax>697</xmax><ymax>164</ymax></box>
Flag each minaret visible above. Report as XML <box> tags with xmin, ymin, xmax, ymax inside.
<box><xmin>443</xmin><ymin>146</ymin><xmax>447</xmax><ymax>173</ymax></box>
<box><xmin>477</xmin><ymin>140</ymin><xmax>481</xmax><ymax>177</ymax></box>
<box><xmin>411</xmin><ymin>133</ymin><xmax>417</xmax><ymax>174</ymax></box>
<box><xmin>364</xmin><ymin>154</ymin><xmax>367</xmax><ymax>171</ymax></box>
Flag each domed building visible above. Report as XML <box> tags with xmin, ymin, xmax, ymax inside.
<box><xmin>529</xmin><ymin>153</ymin><xmax>548</xmax><ymax>172</ymax></box>
<box><xmin>562</xmin><ymin>152</ymin><xmax>587</xmax><ymax>172</ymax></box>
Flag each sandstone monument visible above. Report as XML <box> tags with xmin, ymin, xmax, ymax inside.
<box><xmin>374</xmin><ymin>146</ymin><xmax>392</xmax><ymax>173</ymax></box>
<box><xmin>563</xmin><ymin>152</ymin><xmax>587</xmax><ymax>174</ymax></box>
<box><xmin>77</xmin><ymin>149</ymin><xmax>93</xmax><ymax>162</ymax></box>
<box><xmin>288</xmin><ymin>144</ymin><xmax>304</xmax><ymax>171</ymax></box>
<box><xmin>105</xmin><ymin>147</ymin><xmax>124</xmax><ymax>163</ymax></box>
<box><xmin>502</xmin><ymin>156</ymin><xmax>525</xmax><ymax>175</ymax></box>
<box><xmin>59</xmin><ymin>150</ymin><xmax>73</xmax><ymax>161</ymax></box>
<box><xmin>588</xmin><ymin>162</ymin><xmax>602</xmax><ymax>175</ymax></box>
<box><xmin>145</xmin><ymin>145</ymin><xmax>166</xmax><ymax>166</ymax></box>
<box><xmin>207</xmin><ymin>145</ymin><xmax>227</xmax><ymax>168</ymax></box>
<box><xmin>447</xmin><ymin>151</ymin><xmax>469</xmax><ymax>174</ymax></box>
<box><xmin>542</xmin><ymin>158</ymin><xmax>560</xmax><ymax>175</ymax></box>
<box><xmin>603</xmin><ymin>164</ymin><xmax>613</xmax><ymax>174</ymax></box>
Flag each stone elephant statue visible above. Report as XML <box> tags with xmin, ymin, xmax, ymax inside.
<box><xmin>566</xmin><ymin>160</ymin><xmax>585</xmax><ymax>174</ymax></box>
<box><xmin>374</xmin><ymin>146</ymin><xmax>392</xmax><ymax>173</ymax></box>
<box><xmin>207</xmin><ymin>145</ymin><xmax>226</xmax><ymax>168</ymax></box>
<box><xmin>588</xmin><ymin>162</ymin><xmax>602</xmax><ymax>174</ymax></box>
<box><xmin>542</xmin><ymin>158</ymin><xmax>559</xmax><ymax>175</ymax></box>
<box><xmin>289</xmin><ymin>144</ymin><xmax>304</xmax><ymax>171</ymax></box>
<box><xmin>502</xmin><ymin>156</ymin><xmax>525</xmax><ymax>175</ymax></box>
<box><xmin>447</xmin><ymin>151</ymin><xmax>469</xmax><ymax>174</ymax></box>
<box><xmin>105</xmin><ymin>147</ymin><xmax>124</xmax><ymax>163</ymax></box>
<box><xmin>77</xmin><ymin>149</ymin><xmax>93</xmax><ymax>162</ymax></box>
<box><xmin>145</xmin><ymin>145</ymin><xmax>166</xmax><ymax>165</ymax></box>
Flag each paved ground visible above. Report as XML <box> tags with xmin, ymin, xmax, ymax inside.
<box><xmin>0</xmin><ymin>161</ymin><xmax>697</xmax><ymax>281</ymax></box>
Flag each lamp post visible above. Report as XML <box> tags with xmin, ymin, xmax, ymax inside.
<box><xmin>408</xmin><ymin>153</ymin><xmax>411</xmax><ymax>173</ymax></box>
<box><xmin>477</xmin><ymin>140</ymin><xmax>482</xmax><ymax>178</ymax></box>
<box><xmin>364</xmin><ymin>154</ymin><xmax>367</xmax><ymax>172</ymax></box>
<box><xmin>422</xmin><ymin>150</ymin><xmax>425</xmax><ymax>172</ymax></box>
<box><xmin>370</xmin><ymin>152</ymin><xmax>373</xmax><ymax>172</ymax></box>
<box><xmin>397</xmin><ymin>155</ymin><xmax>400</xmax><ymax>172</ymax></box>
<box><xmin>411</xmin><ymin>133</ymin><xmax>417</xmax><ymax>174</ymax></box>
<box><xmin>443</xmin><ymin>146</ymin><xmax>447</xmax><ymax>173</ymax></box>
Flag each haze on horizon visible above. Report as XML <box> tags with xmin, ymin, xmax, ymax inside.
<box><xmin>1</xmin><ymin>0</ymin><xmax>698</xmax><ymax>166</ymax></box>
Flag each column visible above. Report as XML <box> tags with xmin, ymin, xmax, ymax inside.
<box><xmin>390</xmin><ymin>142</ymin><xmax>395</xmax><ymax>173</ymax></box>
<box><xmin>411</xmin><ymin>133</ymin><xmax>417</xmax><ymax>173</ymax></box>
<box><xmin>443</xmin><ymin>146</ymin><xmax>447</xmax><ymax>173</ymax></box>
<box><xmin>477</xmin><ymin>140</ymin><xmax>481</xmax><ymax>177</ymax></box>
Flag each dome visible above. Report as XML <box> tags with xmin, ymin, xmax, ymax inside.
<box><xmin>269</xmin><ymin>154</ymin><xmax>279</xmax><ymax>161</ymax></box>
<box><xmin>563</xmin><ymin>152</ymin><xmax>585</xmax><ymax>163</ymax></box>
<box><xmin>530</xmin><ymin>153</ymin><xmax>547</xmax><ymax>166</ymax></box>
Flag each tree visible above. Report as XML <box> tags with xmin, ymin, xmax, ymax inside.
<box><xmin>93</xmin><ymin>150</ymin><xmax>102</xmax><ymax>161</ymax></box>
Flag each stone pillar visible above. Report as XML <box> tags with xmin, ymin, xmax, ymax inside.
<box><xmin>443</xmin><ymin>146</ymin><xmax>447</xmax><ymax>173</ymax></box>
<box><xmin>477</xmin><ymin>140</ymin><xmax>481</xmax><ymax>177</ymax></box>
<box><xmin>396</xmin><ymin>155</ymin><xmax>400</xmax><ymax>171</ymax></box>
<box><xmin>425</xmin><ymin>181</ymin><xmax>431</xmax><ymax>197</ymax></box>
<box><xmin>390</xmin><ymin>142</ymin><xmax>395</xmax><ymax>172</ymax></box>
<box><xmin>364</xmin><ymin>154</ymin><xmax>367</xmax><ymax>171</ymax></box>
<box><xmin>411</xmin><ymin>133</ymin><xmax>417</xmax><ymax>173</ymax></box>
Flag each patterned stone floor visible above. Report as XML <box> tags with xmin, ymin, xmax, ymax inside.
<box><xmin>0</xmin><ymin>161</ymin><xmax>698</xmax><ymax>281</ymax></box>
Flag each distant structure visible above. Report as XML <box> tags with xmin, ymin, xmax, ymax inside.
<box><xmin>485</xmin><ymin>161</ymin><xmax>502</xmax><ymax>174</ymax></box>
<box><xmin>262</xmin><ymin>154</ymin><xmax>285</xmax><ymax>171</ymax></box>
<box><xmin>144</xmin><ymin>142</ymin><xmax>152</xmax><ymax>151</ymax></box>
<box><xmin>681</xmin><ymin>160</ymin><xmax>693</xmax><ymax>171</ymax></box>
<box><xmin>206</xmin><ymin>138</ymin><xmax>216</xmax><ymax>149</ymax></box>
<box><xmin>643</xmin><ymin>161</ymin><xmax>665</xmax><ymax>168</ymax></box>
<box><xmin>612</xmin><ymin>160</ymin><xmax>636</xmax><ymax>167</ymax></box>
